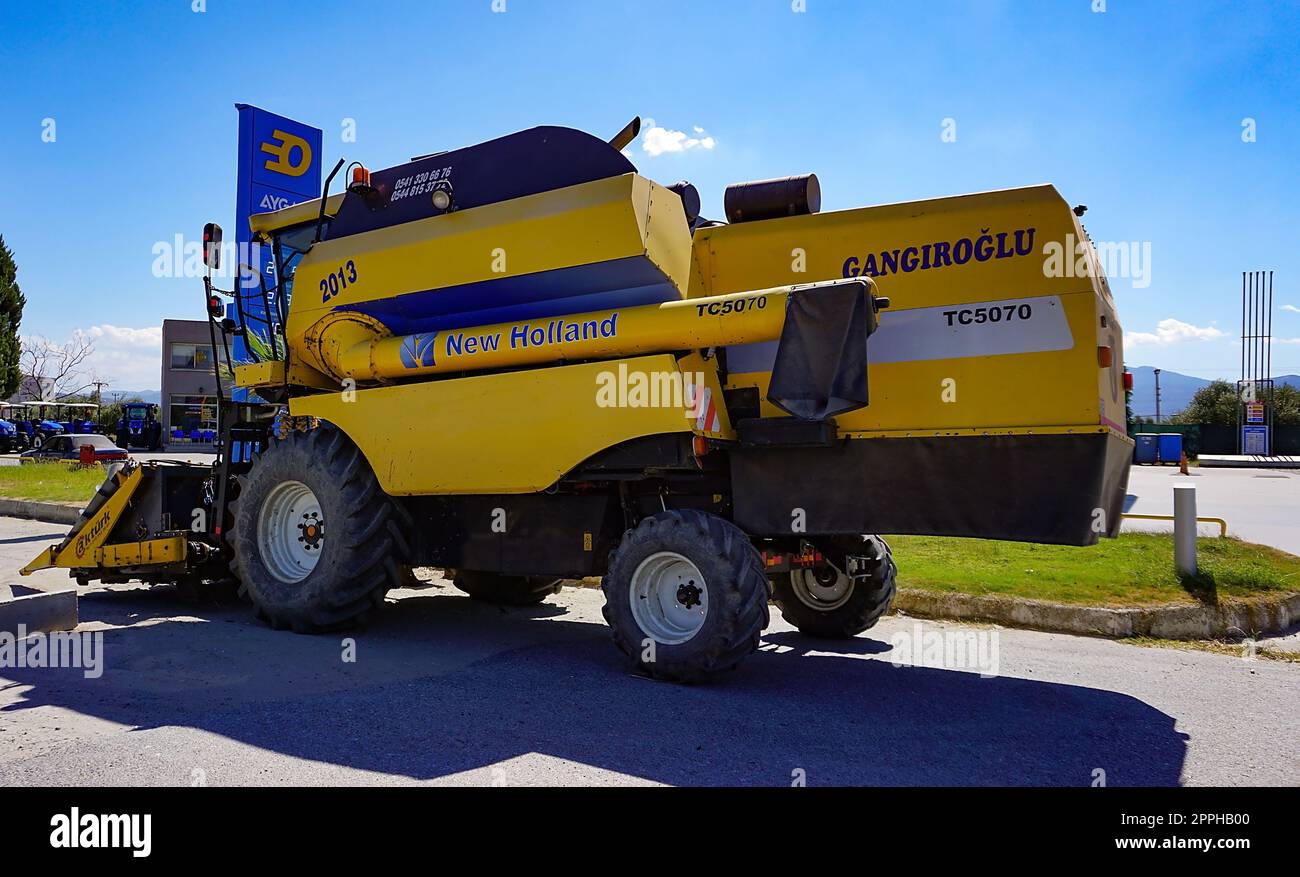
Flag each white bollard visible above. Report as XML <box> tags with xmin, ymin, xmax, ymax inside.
<box><xmin>1173</xmin><ymin>483</ymin><xmax>1197</xmax><ymax>577</ymax></box>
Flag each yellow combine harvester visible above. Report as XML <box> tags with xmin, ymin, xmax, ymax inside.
<box><xmin>24</xmin><ymin>118</ymin><xmax>1131</xmax><ymax>681</ymax></box>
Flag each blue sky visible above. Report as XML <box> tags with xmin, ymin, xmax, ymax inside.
<box><xmin>1</xmin><ymin>0</ymin><xmax>1297</xmax><ymax>389</ymax></box>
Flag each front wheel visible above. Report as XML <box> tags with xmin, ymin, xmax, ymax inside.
<box><xmin>230</xmin><ymin>424</ymin><xmax>409</xmax><ymax>632</ymax></box>
<box><xmin>601</xmin><ymin>509</ymin><xmax>769</xmax><ymax>683</ymax></box>
<box><xmin>772</xmin><ymin>536</ymin><xmax>897</xmax><ymax>639</ymax></box>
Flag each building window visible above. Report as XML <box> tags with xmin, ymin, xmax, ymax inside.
<box><xmin>170</xmin><ymin>342</ymin><xmax>228</xmax><ymax>371</ymax></box>
<box><xmin>168</xmin><ymin>394</ymin><xmax>217</xmax><ymax>439</ymax></box>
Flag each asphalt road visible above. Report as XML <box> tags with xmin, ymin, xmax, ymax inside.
<box><xmin>1123</xmin><ymin>465</ymin><xmax>1300</xmax><ymax>554</ymax></box>
<box><xmin>0</xmin><ymin>516</ymin><xmax>1296</xmax><ymax>787</ymax></box>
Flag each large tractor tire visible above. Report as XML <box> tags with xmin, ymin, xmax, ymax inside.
<box><xmin>772</xmin><ymin>535</ymin><xmax>897</xmax><ymax>639</ymax></box>
<box><xmin>230</xmin><ymin>424</ymin><xmax>409</xmax><ymax>632</ymax></box>
<box><xmin>601</xmin><ymin>509</ymin><xmax>769</xmax><ymax>683</ymax></box>
<box><xmin>453</xmin><ymin>570</ymin><xmax>563</xmax><ymax>606</ymax></box>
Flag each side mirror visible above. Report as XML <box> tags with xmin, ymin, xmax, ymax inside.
<box><xmin>202</xmin><ymin>223</ymin><xmax>223</xmax><ymax>270</ymax></box>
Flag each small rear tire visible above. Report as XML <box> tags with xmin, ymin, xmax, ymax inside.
<box><xmin>453</xmin><ymin>570</ymin><xmax>563</xmax><ymax>606</ymax></box>
<box><xmin>772</xmin><ymin>535</ymin><xmax>897</xmax><ymax>639</ymax></box>
<box><xmin>601</xmin><ymin>509</ymin><xmax>769</xmax><ymax>683</ymax></box>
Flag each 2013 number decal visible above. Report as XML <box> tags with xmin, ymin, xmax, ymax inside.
<box><xmin>321</xmin><ymin>260</ymin><xmax>358</xmax><ymax>303</ymax></box>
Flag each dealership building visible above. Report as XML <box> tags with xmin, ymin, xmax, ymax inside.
<box><xmin>159</xmin><ymin>319</ymin><xmax>228</xmax><ymax>443</ymax></box>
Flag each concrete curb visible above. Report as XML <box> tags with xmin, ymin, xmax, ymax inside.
<box><xmin>570</xmin><ymin>578</ymin><xmax>1299</xmax><ymax>639</ymax></box>
<box><xmin>893</xmin><ymin>588</ymin><xmax>1300</xmax><ymax>640</ymax></box>
<box><xmin>0</xmin><ymin>587</ymin><xmax>79</xmax><ymax>636</ymax></box>
<box><xmin>0</xmin><ymin>499</ymin><xmax>81</xmax><ymax>526</ymax></box>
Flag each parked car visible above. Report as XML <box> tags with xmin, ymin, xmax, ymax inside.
<box><xmin>20</xmin><ymin>433</ymin><xmax>130</xmax><ymax>464</ymax></box>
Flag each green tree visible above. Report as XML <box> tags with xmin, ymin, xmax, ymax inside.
<box><xmin>1172</xmin><ymin>380</ymin><xmax>1300</xmax><ymax>426</ymax></box>
<box><xmin>0</xmin><ymin>236</ymin><xmax>27</xmax><ymax>399</ymax></box>
<box><xmin>1270</xmin><ymin>384</ymin><xmax>1300</xmax><ymax>426</ymax></box>
<box><xmin>1172</xmin><ymin>380</ymin><xmax>1238</xmax><ymax>426</ymax></box>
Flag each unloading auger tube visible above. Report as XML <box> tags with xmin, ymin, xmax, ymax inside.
<box><xmin>298</xmin><ymin>277</ymin><xmax>885</xmax><ymax>384</ymax></box>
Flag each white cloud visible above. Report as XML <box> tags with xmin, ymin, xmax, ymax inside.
<box><xmin>1124</xmin><ymin>318</ymin><xmax>1225</xmax><ymax>346</ymax></box>
<box><xmin>641</xmin><ymin>122</ymin><xmax>717</xmax><ymax>157</ymax></box>
<box><xmin>24</xmin><ymin>324</ymin><xmax>162</xmax><ymax>394</ymax></box>
<box><xmin>82</xmin><ymin>324</ymin><xmax>162</xmax><ymax>390</ymax></box>
<box><xmin>1281</xmin><ymin>304</ymin><xmax>1300</xmax><ymax>314</ymax></box>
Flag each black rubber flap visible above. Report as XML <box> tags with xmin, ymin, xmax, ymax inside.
<box><xmin>767</xmin><ymin>280</ymin><xmax>875</xmax><ymax>420</ymax></box>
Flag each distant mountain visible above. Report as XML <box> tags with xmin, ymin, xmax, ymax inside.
<box><xmin>108</xmin><ymin>390</ymin><xmax>161</xmax><ymax>404</ymax></box>
<box><xmin>1127</xmin><ymin>367</ymin><xmax>1209</xmax><ymax>419</ymax></box>
<box><xmin>1128</xmin><ymin>367</ymin><xmax>1299</xmax><ymax>418</ymax></box>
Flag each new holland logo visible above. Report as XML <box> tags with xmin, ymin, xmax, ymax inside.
<box><xmin>260</xmin><ymin>129</ymin><xmax>312</xmax><ymax>177</ymax></box>
<box><xmin>400</xmin><ymin>333</ymin><xmax>438</xmax><ymax>369</ymax></box>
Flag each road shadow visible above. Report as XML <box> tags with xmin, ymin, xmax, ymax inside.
<box><xmin>0</xmin><ymin>532</ymin><xmax>67</xmax><ymax>545</ymax></box>
<box><xmin>0</xmin><ymin>587</ymin><xmax>1189</xmax><ymax>786</ymax></box>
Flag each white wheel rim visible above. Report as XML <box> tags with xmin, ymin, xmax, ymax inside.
<box><xmin>790</xmin><ymin>565</ymin><xmax>854</xmax><ymax>611</ymax></box>
<box><xmin>629</xmin><ymin>551</ymin><xmax>708</xmax><ymax>644</ymax></box>
<box><xmin>257</xmin><ymin>480</ymin><xmax>324</xmax><ymax>584</ymax></box>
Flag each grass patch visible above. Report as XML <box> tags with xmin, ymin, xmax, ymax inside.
<box><xmin>887</xmin><ymin>533</ymin><xmax>1300</xmax><ymax>607</ymax></box>
<box><xmin>0</xmin><ymin>462</ymin><xmax>109</xmax><ymax>503</ymax></box>
<box><xmin>1119</xmin><ymin>636</ymin><xmax>1300</xmax><ymax>663</ymax></box>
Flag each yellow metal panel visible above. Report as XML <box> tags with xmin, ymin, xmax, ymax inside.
<box><xmin>640</xmin><ymin>175</ymin><xmax>693</xmax><ymax>298</ymax></box>
<box><xmin>677</xmin><ymin>351</ymin><xmax>734</xmax><ymax>440</ymax></box>
<box><xmin>249</xmin><ymin>192</ymin><xmax>346</xmax><ymax>236</ymax></box>
<box><xmin>96</xmin><ymin>536</ymin><xmax>188</xmax><ymax>568</ymax></box>
<box><xmin>694</xmin><ymin>185</ymin><xmax>1124</xmax><ymax>436</ymax></box>
<box><xmin>235</xmin><ymin>361</ymin><xmax>283</xmax><ymax>388</ymax></box>
<box><xmin>21</xmin><ymin>465</ymin><xmax>145</xmax><ymax>574</ymax></box>
<box><xmin>234</xmin><ymin>359</ymin><xmax>337</xmax><ymax>391</ymax></box>
<box><xmin>285</xmin><ymin>174</ymin><xmax>691</xmax><ymax>345</ymax></box>
<box><xmin>290</xmin><ymin>355</ymin><xmax>699</xmax><ymax>495</ymax></box>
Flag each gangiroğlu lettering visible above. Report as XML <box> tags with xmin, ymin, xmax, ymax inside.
<box><xmin>842</xmin><ymin>227</ymin><xmax>1036</xmax><ymax>278</ymax></box>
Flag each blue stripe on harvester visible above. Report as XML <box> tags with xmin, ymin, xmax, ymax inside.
<box><xmin>336</xmin><ymin>256</ymin><xmax>682</xmax><ymax>335</ymax></box>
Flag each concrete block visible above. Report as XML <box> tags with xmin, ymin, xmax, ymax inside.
<box><xmin>0</xmin><ymin>588</ymin><xmax>79</xmax><ymax>636</ymax></box>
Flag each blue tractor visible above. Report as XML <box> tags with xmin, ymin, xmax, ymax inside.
<box><xmin>116</xmin><ymin>402</ymin><xmax>163</xmax><ymax>451</ymax></box>
<box><xmin>15</xmin><ymin>403</ymin><xmax>67</xmax><ymax>450</ymax></box>
<box><xmin>0</xmin><ymin>409</ymin><xmax>28</xmax><ymax>454</ymax></box>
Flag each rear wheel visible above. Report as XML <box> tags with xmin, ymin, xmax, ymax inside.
<box><xmin>453</xmin><ymin>570</ymin><xmax>563</xmax><ymax>605</ymax></box>
<box><xmin>772</xmin><ymin>535</ymin><xmax>897</xmax><ymax>639</ymax></box>
<box><xmin>601</xmin><ymin>509</ymin><xmax>769</xmax><ymax>683</ymax></box>
<box><xmin>230</xmin><ymin>424</ymin><xmax>409</xmax><ymax>632</ymax></box>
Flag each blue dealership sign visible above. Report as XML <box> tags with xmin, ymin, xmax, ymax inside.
<box><xmin>232</xmin><ymin>104</ymin><xmax>322</xmax><ymax>386</ymax></box>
